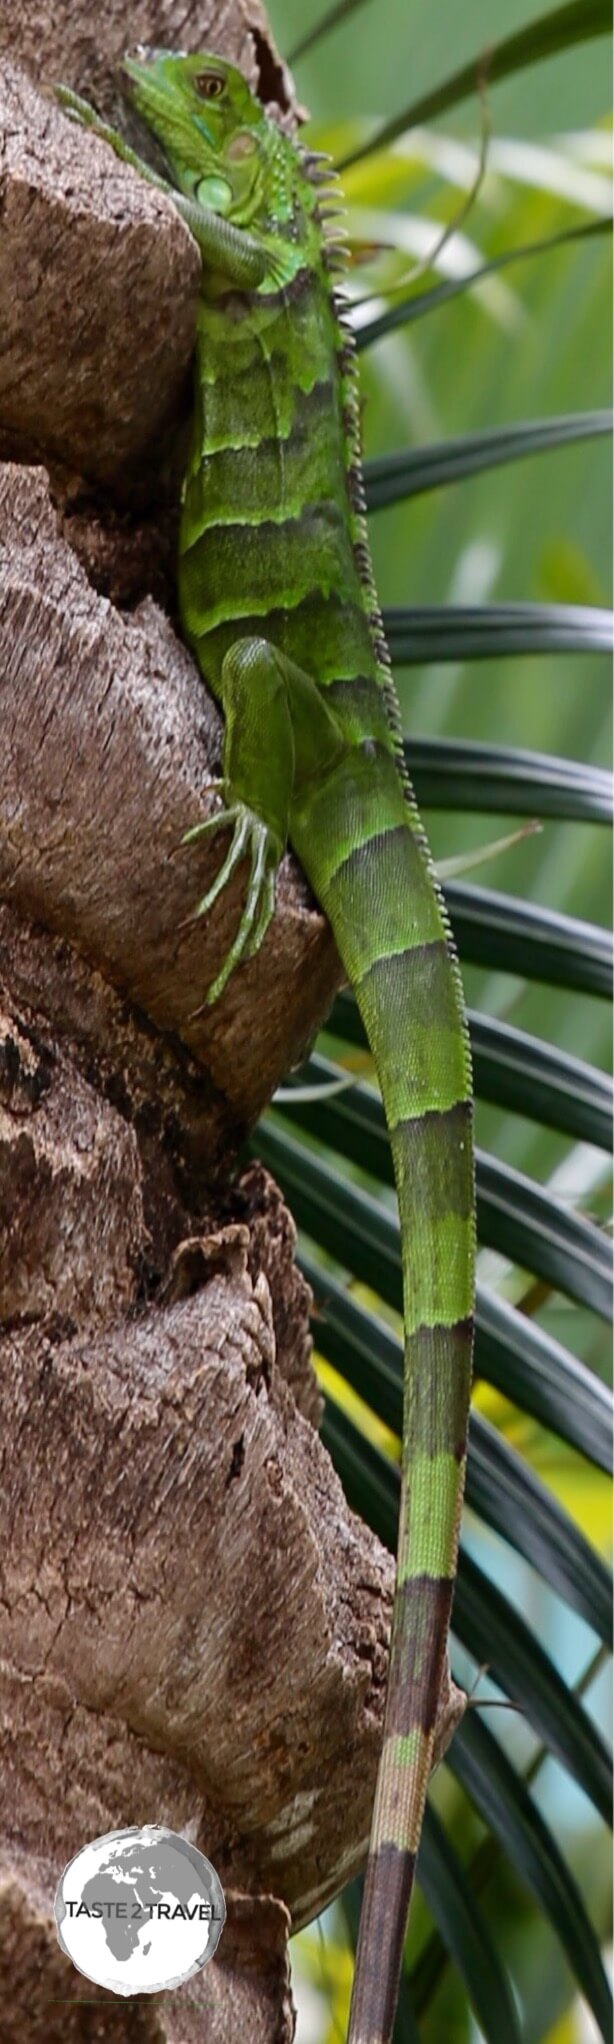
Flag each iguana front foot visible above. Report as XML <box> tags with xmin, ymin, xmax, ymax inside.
<box><xmin>185</xmin><ymin>802</ymin><xmax>282</xmax><ymax>1008</ymax></box>
<box><xmin>55</xmin><ymin>84</ymin><xmax>172</xmax><ymax>195</ymax></box>
<box><xmin>55</xmin><ymin>85</ymin><xmax>100</xmax><ymax>128</ymax></box>
<box><xmin>55</xmin><ymin>86</ymin><xmax>133</xmax><ymax>156</ymax></box>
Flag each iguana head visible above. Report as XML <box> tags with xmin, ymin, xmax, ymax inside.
<box><xmin>123</xmin><ymin>48</ymin><xmax>297</xmax><ymax>232</ymax></box>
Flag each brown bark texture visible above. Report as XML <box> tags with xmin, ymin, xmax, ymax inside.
<box><xmin>0</xmin><ymin>7</ymin><xmax>464</xmax><ymax>2038</ymax></box>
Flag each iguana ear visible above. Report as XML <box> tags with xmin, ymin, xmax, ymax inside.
<box><xmin>226</xmin><ymin>131</ymin><xmax>260</xmax><ymax>162</ymax></box>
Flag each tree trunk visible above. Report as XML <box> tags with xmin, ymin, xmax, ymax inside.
<box><xmin>0</xmin><ymin>8</ymin><xmax>463</xmax><ymax>2037</ymax></box>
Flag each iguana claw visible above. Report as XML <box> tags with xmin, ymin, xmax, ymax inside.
<box><xmin>55</xmin><ymin>85</ymin><xmax>112</xmax><ymax>135</ymax></box>
<box><xmin>184</xmin><ymin>801</ymin><xmax>281</xmax><ymax>1009</ymax></box>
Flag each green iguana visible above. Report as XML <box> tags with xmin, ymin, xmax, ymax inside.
<box><xmin>57</xmin><ymin>49</ymin><xmax>476</xmax><ymax>2044</ymax></box>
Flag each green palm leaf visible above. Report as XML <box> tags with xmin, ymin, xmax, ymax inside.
<box><xmin>332</xmin><ymin>0</ymin><xmax>612</xmax><ymax>163</ymax></box>
<box><xmin>364</xmin><ymin>411</ymin><xmax>613</xmax><ymax>510</ymax></box>
<box><xmin>354</xmin><ymin>220</ymin><xmax>612</xmax><ymax>350</ymax></box>
<box><xmin>320</xmin><ymin>1403</ymin><xmax>612</xmax><ymax>1822</ymax></box>
<box><xmin>405</xmin><ymin>739</ymin><xmax>612</xmax><ymax>824</ymax></box>
<box><xmin>444</xmin><ymin>884</ymin><xmax>612</xmax><ymax>993</ymax></box>
<box><xmin>415</xmin><ymin>1804</ymin><xmax>523</xmax><ymax>2044</ymax></box>
<box><xmin>449</xmin><ymin>1712</ymin><xmax>613</xmax><ymax>2040</ymax></box>
<box><xmin>466</xmin><ymin>1416</ymin><xmax>611</xmax><ymax>1635</ymax></box>
<box><xmin>383</xmin><ymin>600</ymin><xmax>613</xmax><ymax>660</ymax></box>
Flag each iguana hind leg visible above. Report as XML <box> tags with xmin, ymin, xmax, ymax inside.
<box><xmin>184</xmin><ymin>635</ymin><xmax>345</xmax><ymax>1007</ymax></box>
<box><xmin>185</xmin><ymin>638</ymin><xmax>292</xmax><ymax>1007</ymax></box>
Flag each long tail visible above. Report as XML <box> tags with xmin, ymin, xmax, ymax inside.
<box><xmin>294</xmin><ymin>745</ymin><xmax>475</xmax><ymax>2044</ymax></box>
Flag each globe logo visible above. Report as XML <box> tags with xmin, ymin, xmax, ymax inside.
<box><xmin>54</xmin><ymin>1825</ymin><xmax>226</xmax><ymax>1996</ymax></box>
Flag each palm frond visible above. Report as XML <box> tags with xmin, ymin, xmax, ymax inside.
<box><xmin>404</xmin><ymin>739</ymin><xmax>612</xmax><ymax>825</ymax></box>
<box><xmin>382</xmin><ymin>600</ymin><xmax>613</xmax><ymax>660</ymax></box>
<box><xmin>354</xmin><ymin>220</ymin><xmax>612</xmax><ymax>349</ymax></box>
<box><xmin>364</xmin><ymin>410</ymin><xmax>613</xmax><ymax>509</ymax></box>
<box><xmin>333</xmin><ymin>1</ymin><xmax>612</xmax><ymax>165</ymax></box>
<box><xmin>449</xmin><ymin>1712</ymin><xmax>613</xmax><ymax>2041</ymax></box>
<box><xmin>320</xmin><ymin>1404</ymin><xmax>613</xmax><ymax>1821</ymax></box>
<box><xmin>261</xmin><ymin>4</ymin><xmax>612</xmax><ymax>2029</ymax></box>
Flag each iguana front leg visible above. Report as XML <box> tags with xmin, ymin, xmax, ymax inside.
<box><xmin>184</xmin><ymin>639</ymin><xmax>292</xmax><ymax>1005</ymax></box>
<box><xmin>55</xmin><ymin>86</ymin><xmax>267</xmax><ymax>284</ymax></box>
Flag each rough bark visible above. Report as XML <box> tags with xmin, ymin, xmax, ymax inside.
<box><xmin>1</xmin><ymin>462</ymin><xmax>342</xmax><ymax>1138</ymax></box>
<box><xmin>0</xmin><ymin>0</ymin><xmax>297</xmax><ymax>116</ymax></box>
<box><xmin>0</xmin><ymin>12</ymin><xmax>464</xmax><ymax>2038</ymax></box>
<box><xmin>0</xmin><ymin>1224</ymin><xmax>395</xmax><ymax>1914</ymax></box>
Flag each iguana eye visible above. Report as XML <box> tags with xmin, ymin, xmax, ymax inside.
<box><xmin>195</xmin><ymin>72</ymin><xmax>225</xmax><ymax>100</ymax></box>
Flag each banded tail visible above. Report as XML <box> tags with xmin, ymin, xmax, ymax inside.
<box><xmin>293</xmin><ymin>745</ymin><xmax>475</xmax><ymax>2044</ymax></box>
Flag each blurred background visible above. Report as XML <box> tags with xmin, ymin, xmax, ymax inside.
<box><xmin>259</xmin><ymin>2</ymin><xmax>612</xmax><ymax>2038</ymax></box>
